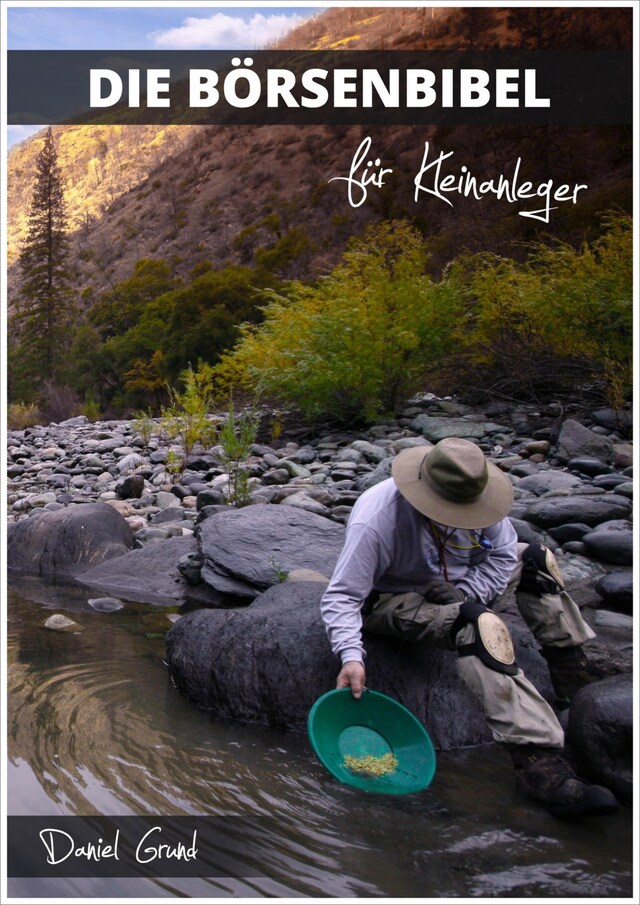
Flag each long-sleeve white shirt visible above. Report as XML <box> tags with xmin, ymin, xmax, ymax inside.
<box><xmin>320</xmin><ymin>477</ymin><xmax>518</xmax><ymax>664</ymax></box>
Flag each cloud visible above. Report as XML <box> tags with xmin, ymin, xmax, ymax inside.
<box><xmin>150</xmin><ymin>12</ymin><xmax>308</xmax><ymax>50</ymax></box>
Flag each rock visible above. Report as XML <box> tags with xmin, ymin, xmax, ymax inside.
<box><xmin>262</xmin><ymin>468</ymin><xmax>290</xmax><ymax>486</ymax></box>
<box><xmin>155</xmin><ymin>491</ymin><xmax>182</xmax><ymax>509</ymax></box>
<box><xmin>88</xmin><ymin>597</ymin><xmax>125</xmax><ymax>612</ymax></box>
<box><xmin>567</xmin><ymin>674</ymin><xmax>633</xmax><ymax>803</ymax></box>
<box><xmin>547</xmin><ymin>523</ymin><xmax>592</xmax><ymax>544</ymax></box>
<box><xmin>165</xmin><ymin>581</ymin><xmax>555</xmax><ymax>748</ymax></box>
<box><xmin>522</xmin><ymin>440</ymin><xmax>550</xmax><ymax>456</ymax></box>
<box><xmin>522</xmin><ymin>494</ymin><xmax>631</xmax><ymax>529</ymax></box>
<box><xmin>582</xmin><ymin>520</ymin><xmax>633</xmax><ymax>565</ymax></box>
<box><xmin>591</xmin><ymin>407</ymin><xmax>632</xmax><ymax>433</ymax></box>
<box><xmin>567</xmin><ymin>457</ymin><xmax>614</xmax><ymax>477</ymax></box>
<box><xmin>350</xmin><ymin>440</ymin><xmax>390</xmax><ymax>463</ymax></box>
<box><xmin>177</xmin><ymin>551</ymin><xmax>204</xmax><ymax>585</ymax></box>
<box><xmin>77</xmin><ymin>536</ymin><xmax>224</xmax><ymax>607</ymax></box>
<box><xmin>196</xmin><ymin>489</ymin><xmax>227</xmax><ymax>509</ymax></box>
<box><xmin>7</xmin><ymin>503</ymin><xmax>134</xmax><ymax>577</ymax></box>
<box><xmin>594</xmin><ymin>571</ymin><xmax>633</xmax><ymax>613</ymax></box>
<box><xmin>116</xmin><ymin>453</ymin><xmax>145</xmax><ymax>474</ymax></box>
<box><xmin>280</xmin><ymin>492</ymin><xmax>331</xmax><ymax>517</ymax></box>
<box><xmin>115</xmin><ymin>475</ymin><xmax>145</xmax><ymax>499</ymax></box>
<box><xmin>592</xmin><ymin>474</ymin><xmax>630</xmax><ymax>490</ymax></box>
<box><xmin>593</xmin><ymin>610</ymin><xmax>633</xmax><ymax>630</ymax></box>
<box><xmin>515</xmin><ymin>472</ymin><xmax>583</xmax><ymax>496</ymax></box>
<box><xmin>354</xmin><ymin>458</ymin><xmax>394</xmax><ymax>491</ymax></box>
<box><xmin>44</xmin><ymin>614</ymin><xmax>82</xmax><ymax>632</ymax></box>
<box><xmin>508</xmin><ymin>518</ymin><xmax>557</xmax><ymax>549</ymax></box>
<box><xmin>198</xmin><ymin>505</ymin><xmax>345</xmax><ymax>598</ymax></box>
<box><xmin>556</xmin><ymin>420</ymin><xmax>614</xmax><ymax>463</ymax></box>
<box><xmin>411</xmin><ymin>416</ymin><xmax>510</xmax><ymax>443</ymax></box>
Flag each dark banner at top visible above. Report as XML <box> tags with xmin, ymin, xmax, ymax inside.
<box><xmin>7</xmin><ymin>49</ymin><xmax>633</xmax><ymax>126</ymax></box>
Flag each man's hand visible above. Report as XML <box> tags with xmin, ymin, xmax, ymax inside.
<box><xmin>423</xmin><ymin>579</ymin><xmax>467</xmax><ymax>606</ymax></box>
<box><xmin>337</xmin><ymin>661</ymin><xmax>366</xmax><ymax>699</ymax></box>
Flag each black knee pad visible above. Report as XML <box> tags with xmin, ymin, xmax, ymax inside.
<box><xmin>451</xmin><ymin>600</ymin><xmax>518</xmax><ymax>676</ymax></box>
<box><xmin>519</xmin><ymin>543</ymin><xmax>564</xmax><ymax>596</ymax></box>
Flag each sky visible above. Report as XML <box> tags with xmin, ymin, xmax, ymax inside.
<box><xmin>5</xmin><ymin>2</ymin><xmax>324</xmax><ymax>147</ymax></box>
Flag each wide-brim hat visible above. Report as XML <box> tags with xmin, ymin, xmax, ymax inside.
<box><xmin>392</xmin><ymin>437</ymin><xmax>514</xmax><ymax>529</ymax></box>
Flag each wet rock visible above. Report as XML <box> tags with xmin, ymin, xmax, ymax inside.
<box><xmin>7</xmin><ymin>503</ymin><xmax>134</xmax><ymax>577</ymax></box>
<box><xmin>568</xmin><ymin>674</ymin><xmax>633</xmax><ymax>803</ymax></box>
<box><xmin>594</xmin><ymin>571</ymin><xmax>633</xmax><ymax>614</ymax></box>
<box><xmin>547</xmin><ymin>523</ymin><xmax>592</xmax><ymax>544</ymax></box>
<box><xmin>88</xmin><ymin>597</ymin><xmax>125</xmax><ymax>612</ymax></box>
<box><xmin>44</xmin><ymin>614</ymin><xmax>82</xmax><ymax>632</ymax></box>
<box><xmin>165</xmin><ymin>581</ymin><xmax>554</xmax><ymax>748</ymax></box>
<box><xmin>582</xmin><ymin>520</ymin><xmax>633</xmax><ymax>565</ymax></box>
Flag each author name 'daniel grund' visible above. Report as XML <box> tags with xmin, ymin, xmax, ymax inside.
<box><xmin>39</xmin><ymin>826</ymin><xmax>198</xmax><ymax>866</ymax></box>
<box><xmin>329</xmin><ymin>136</ymin><xmax>587</xmax><ymax>223</ymax></box>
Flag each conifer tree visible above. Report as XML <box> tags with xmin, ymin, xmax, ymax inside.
<box><xmin>15</xmin><ymin>128</ymin><xmax>74</xmax><ymax>396</ymax></box>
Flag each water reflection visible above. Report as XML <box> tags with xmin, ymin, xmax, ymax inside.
<box><xmin>6</xmin><ymin>578</ymin><xmax>633</xmax><ymax>899</ymax></box>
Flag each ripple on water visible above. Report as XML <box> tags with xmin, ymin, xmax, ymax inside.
<box><xmin>6</xmin><ymin>580</ymin><xmax>634</xmax><ymax>899</ymax></box>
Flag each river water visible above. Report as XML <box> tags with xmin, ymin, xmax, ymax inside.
<box><xmin>6</xmin><ymin>577</ymin><xmax>634</xmax><ymax>900</ymax></box>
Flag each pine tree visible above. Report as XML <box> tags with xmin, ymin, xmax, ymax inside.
<box><xmin>15</xmin><ymin>128</ymin><xmax>74</xmax><ymax>397</ymax></box>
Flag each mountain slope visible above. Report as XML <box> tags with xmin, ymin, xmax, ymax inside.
<box><xmin>7</xmin><ymin>6</ymin><xmax>632</xmax><ymax>305</ymax></box>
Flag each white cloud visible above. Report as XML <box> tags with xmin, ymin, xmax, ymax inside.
<box><xmin>150</xmin><ymin>12</ymin><xmax>308</xmax><ymax>50</ymax></box>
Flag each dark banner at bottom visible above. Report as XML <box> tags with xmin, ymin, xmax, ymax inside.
<box><xmin>7</xmin><ymin>816</ymin><xmax>290</xmax><ymax>878</ymax></box>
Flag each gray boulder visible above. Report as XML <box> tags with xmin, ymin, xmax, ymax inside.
<box><xmin>556</xmin><ymin>419</ymin><xmax>614</xmax><ymax>464</ymax></box>
<box><xmin>7</xmin><ymin>502</ymin><xmax>134</xmax><ymax>577</ymax></box>
<box><xmin>582</xmin><ymin>520</ymin><xmax>633</xmax><ymax>565</ymax></box>
<box><xmin>165</xmin><ymin>581</ymin><xmax>555</xmax><ymax>750</ymax></box>
<box><xmin>568</xmin><ymin>674</ymin><xmax>633</xmax><ymax>803</ymax></box>
<box><xmin>198</xmin><ymin>505</ymin><xmax>345</xmax><ymax>598</ymax></box>
<box><xmin>515</xmin><ymin>472</ymin><xmax>583</xmax><ymax>496</ymax></box>
<box><xmin>77</xmin><ymin>536</ymin><xmax>224</xmax><ymax>606</ymax></box>
<box><xmin>522</xmin><ymin>494</ymin><xmax>631</xmax><ymax>529</ymax></box>
<box><xmin>594</xmin><ymin>571</ymin><xmax>633</xmax><ymax>613</ymax></box>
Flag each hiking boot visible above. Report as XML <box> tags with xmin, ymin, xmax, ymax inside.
<box><xmin>508</xmin><ymin>745</ymin><xmax>619</xmax><ymax>818</ymax></box>
<box><xmin>519</xmin><ymin>543</ymin><xmax>564</xmax><ymax>596</ymax></box>
<box><xmin>541</xmin><ymin>644</ymin><xmax>620</xmax><ymax>708</ymax></box>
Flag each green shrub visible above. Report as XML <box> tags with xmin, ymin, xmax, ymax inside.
<box><xmin>160</xmin><ymin>363</ymin><xmax>218</xmax><ymax>470</ymax></box>
<box><xmin>218</xmin><ymin>402</ymin><xmax>260</xmax><ymax>507</ymax></box>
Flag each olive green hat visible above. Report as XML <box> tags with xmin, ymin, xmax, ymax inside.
<box><xmin>391</xmin><ymin>437</ymin><xmax>514</xmax><ymax>529</ymax></box>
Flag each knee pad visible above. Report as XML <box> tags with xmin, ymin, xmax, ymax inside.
<box><xmin>451</xmin><ymin>600</ymin><xmax>518</xmax><ymax>676</ymax></box>
<box><xmin>519</xmin><ymin>543</ymin><xmax>564</xmax><ymax>596</ymax></box>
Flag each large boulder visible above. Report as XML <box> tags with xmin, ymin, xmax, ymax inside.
<box><xmin>77</xmin><ymin>536</ymin><xmax>223</xmax><ymax>607</ymax></box>
<box><xmin>581</xmin><ymin>520</ymin><xmax>633</xmax><ymax>565</ymax></box>
<box><xmin>556</xmin><ymin>419</ymin><xmax>614</xmax><ymax>464</ymax></box>
<box><xmin>197</xmin><ymin>506</ymin><xmax>345</xmax><ymax>599</ymax></box>
<box><xmin>7</xmin><ymin>502</ymin><xmax>134</xmax><ymax>577</ymax></box>
<box><xmin>522</xmin><ymin>494</ymin><xmax>631</xmax><ymax>529</ymax></box>
<box><xmin>567</xmin><ymin>674</ymin><xmax>633</xmax><ymax>803</ymax></box>
<box><xmin>165</xmin><ymin>581</ymin><xmax>555</xmax><ymax>751</ymax></box>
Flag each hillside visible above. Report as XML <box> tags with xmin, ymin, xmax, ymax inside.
<box><xmin>7</xmin><ymin>7</ymin><xmax>632</xmax><ymax>319</ymax></box>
